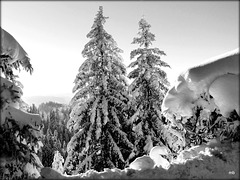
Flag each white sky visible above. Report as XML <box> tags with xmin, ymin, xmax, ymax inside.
<box><xmin>1</xmin><ymin>1</ymin><xmax>239</xmax><ymax>98</ymax></box>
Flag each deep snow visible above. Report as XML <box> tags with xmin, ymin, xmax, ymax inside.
<box><xmin>40</xmin><ymin>142</ymin><xmax>239</xmax><ymax>179</ymax></box>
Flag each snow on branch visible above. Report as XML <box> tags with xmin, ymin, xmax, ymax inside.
<box><xmin>106</xmin><ymin>131</ymin><xmax>125</xmax><ymax>163</ymax></box>
<box><xmin>128</xmin><ymin>68</ymin><xmax>141</xmax><ymax>79</ymax></box>
<box><xmin>101</xmin><ymin>96</ymin><xmax>109</xmax><ymax>125</ymax></box>
<box><xmin>1</xmin><ymin>106</ymin><xmax>42</xmax><ymax>135</ymax></box>
<box><xmin>95</xmin><ymin>108</ymin><xmax>102</xmax><ymax>140</ymax></box>
<box><xmin>162</xmin><ymin>48</ymin><xmax>239</xmax><ymax>122</ymax></box>
<box><xmin>111</xmin><ymin>108</ymin><xmax>121</xmax><ymax>128</ymax></box>
<box><xmin>90</xmin><ymin>97</ymin><xmax>100</xmax><ymax>124</ymax></box>
<box><xmin>0</xmin><ymin>76</ymin><xmax>23</xmax><ymax>109</ymax></box>
<box><xmin>1</xmin><ymin>28</ymin><xmax>33</xmax><ymax>73</ymax></box>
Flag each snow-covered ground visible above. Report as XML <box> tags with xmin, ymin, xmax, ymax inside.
<box><xmin>41</xmin><ymin>141</ymin><xmax>239</xmax><ymax>179</ymax></box>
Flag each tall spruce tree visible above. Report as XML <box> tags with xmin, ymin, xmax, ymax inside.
<box><xmin>64</xmin><ymin>6</ymin><xmax>133</xmax><ymax>174</ymax></box>
<box><xmin>128</xmin><ymin>18</ymin><xmax>170</xmax><ymax>157</ymax></box>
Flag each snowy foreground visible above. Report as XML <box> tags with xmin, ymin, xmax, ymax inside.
<box><xmin>41</xmin><ymin>142</ymin><xmax>239</xmax><ymax>179</ymax></box>
<box><xmin>40</xmin><ymin>49</ymin><xmax>240</xmax><ymax>179</ymax></box>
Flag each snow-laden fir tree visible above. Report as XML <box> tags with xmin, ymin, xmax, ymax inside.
<box><xmin>0</xmin><ymin>27</ymin><xmax>43</xmax><ymax>179</ymax></box>
<box><xmin>64</xmin><ymin>6</ymin><xmax>133</xmax><ymax>174</ymax></box>
<box><xmin>127</xmin><ymin>18</ymin><xmax>170</xmax><ymax>157</ymax></box>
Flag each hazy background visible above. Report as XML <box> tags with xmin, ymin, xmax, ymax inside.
<box><xmin>1</xmin><ymin>1</ymin><xmax>239</xmax><ymax>105</ymax></box>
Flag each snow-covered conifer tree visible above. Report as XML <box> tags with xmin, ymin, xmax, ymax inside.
<box><xmin>64</xmin><ymin>6</ymin><xmax>133</xmax><ymax>174</ymax></box>
<box><xmin>0</xmin><ymin>27</ymin><xmax>43</xmax><ymax>179</ymax></box>
<box><xmin>52</xmin><ymin>151</ymin><xmax>64</xmax><ymax>174</ymax></box>
<box><xmin>127</xmin><ymin>18</ymin><xmax>170</xmax><ymax>157</ymax></box>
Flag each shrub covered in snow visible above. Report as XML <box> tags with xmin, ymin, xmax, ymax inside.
<box><xmin>161</xmin><ymin>48</ymin><xmax>239</xmax><ymax>153</ymax></box>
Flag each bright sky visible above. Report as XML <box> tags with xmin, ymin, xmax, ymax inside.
<box><xmin>1</xmin><ymin>1</ymin><xmax>239</xmax><ymax>98</ymax></box>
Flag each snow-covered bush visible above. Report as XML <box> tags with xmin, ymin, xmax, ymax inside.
<box><xmin>161</xmin><ymin>48</ymin><xmax>239</xmax><ymax>152</ymax></box>
<box><xmin>0</xmin><ymin>27</ymin><xmax>43</xmax><ymax>179</ymax></box>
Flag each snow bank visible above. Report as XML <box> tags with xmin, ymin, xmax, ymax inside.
<box><xmin>161</xmin><ymin>48</ymin><xmax>239</xmax><ymax>123</ymax></box>
<box><xmin>40</xmin><ymin>142</ymin><xmax>239</xmax><ymax>179</ymax></box>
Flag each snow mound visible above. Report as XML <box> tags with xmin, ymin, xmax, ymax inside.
<box><xmin>209</xmin><ymin>74</ymin><xmax>239</xmax><ymax>116</ymax></box>
<box><xmin>161</xmin><ymin>48</ymin><xmax>239</xmax><ymax>123</ymax></box>
<box><xmin>149</xmin><ymin>146</ymin><xmax>171</xmax><ymax>169</ymax></box>
<box><xmin>129</xmin><ymin>155</ymin><xmax>154</xmax><ymax>171</ymax></box>
<box><xmin>128</xmin><ymin>145</ymin><xmax>171</xmax><ymax>171</ymax></box>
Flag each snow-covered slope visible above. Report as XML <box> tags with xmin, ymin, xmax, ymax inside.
<box><xmin>161</xmin><ymin>48</ymin><xmax>239</xmax><ymax>123</ymax></box>
<box><xmin>22</xmin><ymin>95</ymin><xmax>71</xmax><ymax>107</ymax></box>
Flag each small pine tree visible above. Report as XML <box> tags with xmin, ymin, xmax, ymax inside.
<box><xmin>52</xmin><ymin>151</ymin><xmax>64</xmax><ymax>174</ymax></box>
<box><xmin>64</xmin><ymin>6</ymin><xmax>133</xmax><ymax>174</ymax></box>
<box><xmin>127</xmin><ymin>18</ymin><xmax>170</xmax><ymax>157</ymax></box>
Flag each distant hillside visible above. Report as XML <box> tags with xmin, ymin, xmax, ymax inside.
<box><xmin>22</xmin><ymin>95</ymin><xmax>72</xmax><ymax>107</ymax></box>
<box><xmin>38</xmin><ymin>101</ymin><xmax>65</xmax><ymax>114</ymax></box>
